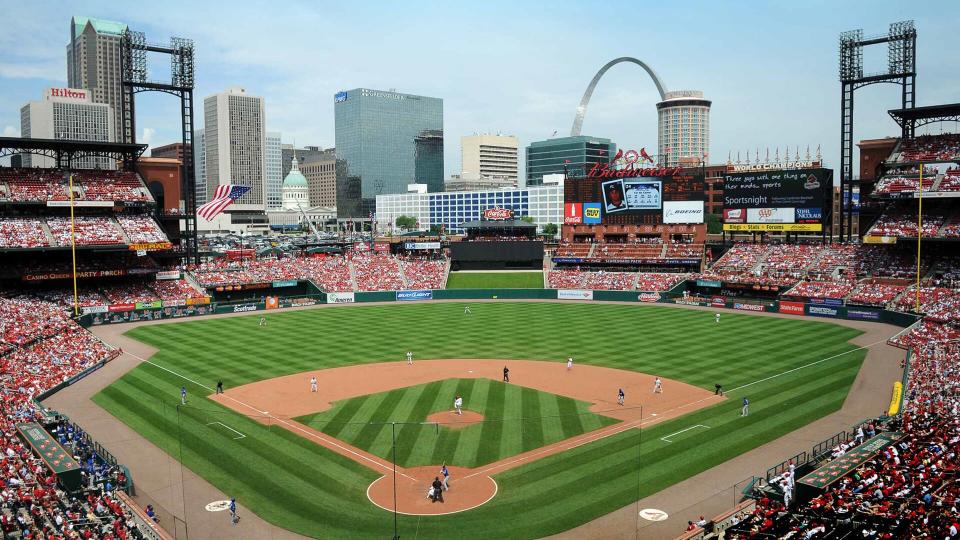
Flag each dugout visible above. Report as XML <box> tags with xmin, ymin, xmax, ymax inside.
<box><xmin>449</xmin><ymin>220</ymin><xmax>543</xmax><ymax>270</ymax></box>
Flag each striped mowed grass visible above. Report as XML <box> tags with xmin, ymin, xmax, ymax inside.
<box><xmin>92</xmin><ymin>302</ymin><xmax>867</xmax><ymax>539</ymax></box>
<box><xmin>296</xmin><ymin>378</ymin><xmax>617</xmax><ymax>468</ymax></box>
<box><xmin>446</xmin><ymin>271</ymin><xmax>544</xmax><ymax>289</ymax></box>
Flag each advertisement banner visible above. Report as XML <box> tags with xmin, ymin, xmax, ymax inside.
<box><xmin>286</xmin><ymin>298</ymin><xmax>318</xmax><ymax>308</ymax></box>
<box><xmin>23</xmin><ymin>269</ymin><xmax>127</xmax><ymax>282</ymax></box>
<box><xmin>186</xmin><ymin>296</ymin><xmax>210</xmax><ymax>306</ymax></box>
<box><xmin>696</xmin><ymin>279</ymin><xmax>722</xmax><ymax>288</ymax></box>
<box><xmin>779</xmin><ymin>301</ymin><xmax>805</xmax><ymax>315</ymax></box>
<box><xmin>108</xmin><ymin>303</ymin><xmax>136</xmax><ymax>312</ymax></box>
<box><xmin>733</xmin><ymin>302</ymin><xmax>765</xmax><ymax>312</ymax></box>
<box><xmin>847</xmin><ymin>308</ymin><xmax>881</xmax><ymax>321</ymax></box>
<box><xmin>747</xmin><ymin>207</ymin><xmax>795</xmax><ymax>224</ymax></box>
<box><xmin>723</xmin><ymin>223</ymin><xmax>823</xmax><ymax>232</ymax></box>
<box><xmin>134</xmin><ymin>301</ymin><xmax>162</xmax><ymax>310</ymax></box>
<box><xmin>326</xmin><ymin>292</ymin><xmax>356</xmax><ymax>304</ymax></box>
<box><xmin>637</xmin><ymin>293</ymin><xmax>661</xmax><ymax>303</ymax></box>
<box><xmin>863</xmin><ymin>235</ymin><xmax>897</xmax><ymax>245</ymax></box>
<box><xmin>46</xmin><ymin>200</ymin><xmax>114</xmax><ymax>208</ymax></box>
<box><xmin>396</xmin><ymin>290</ymin><xmax>433</xmax><ymax>301</ymax></box>
<box><xmin>374</xmin><ymin>243</ymin><xmax>390</xmax><ymax>253</ymax></box>
<box><xmin>156</xmin><ymin>270</ymin><xmax>181</xmax><ymax>280</ymax></box>
<box><xmin>271</xmin><ymin>280</ymin><xmax>298</xmax><ymax>288</ymax></box>
<box><xmin>795</xmin><ymin>208</ymin><xmax>823</xmax><ymax>223</ymax></box>
<box><xmin>673</xmin><ymin>299</ymin><xmax>708</xmax><ymax>307</ymax></box>
<box><xmin>127</xmin><ymin>242</ymin><xmax>173</xmax><ymax>251</ymax></box>
<box><xmin>723</xmin><ymin>208</ymin><xmax>746</xmax><ymax>223</ymax></box>
<box><xmin>807</xmin><ymin>305</ymin><xmax>839</xmax><ymax>318</ymax></box>
<box><xmin>723</xmin><ymin>169</ymin><xmax>831</xmax><ymax>210</ymax></box>
<box><xmin>482</xmin><ymin>208</ymin><xmax>513</xmax><ymax>220</ymax></box>
<box><xmin>404</xmin><ymin>242</ymin><xmax>441</xmax><ymax>250</ymax></box>
<box><xmin>558</xmin><ymin>289</ymin><xmax>594</xmax><ymax>301</ymax></box>
<box><xmin>662</xmin><ymin>200</ymin><xmax>705</xmax><ymax>224</ymax></box>
<box><xmin>564</xmin><ymin>203</ymin><xmax>583</xmax><ymax>224</ymax></box>
<box><xmin>80</xmin><ymin>305</ymin><xmax>109</xmax><ymax>315</ymax></box>
<box><xmin>711</xmin><ymin>296</ymin><xmax>726</xmax><ymax>307</ymax></box>
<box><xmin>231</xmin><ymin>304</ymin><xmax>258</xmax><ymax>313</ymax></box>
<box><xmin>808</xmin><ymin>298</ymin><xmax>844</xmax><ymax>306</ymax></box>
<box><xmin>583</xmin><ymin>203</ymin><xmax>602</xmax><ymax>224</ymax></box>
<box><xmin>265</xmin><ymin>296</ymin><xmax>279</xmax><ymax>310</ymax></box>
<box><xmin>162</xmin><ymin>299</ymin><xmax>186</xmax><ymax>307</ymax></box>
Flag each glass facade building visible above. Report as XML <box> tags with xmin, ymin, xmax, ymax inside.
<box><xmin>525</xmin><ymin>136</ymin><xmax>615</xmax><ymax>186</ymax></box>
<box><xmin>376</xmin><ymin>185</ymin><xmax>562</xmax><ymax>235</ymax></box>
<box><xmin>334</xmin><ymin>88</ymin><xmax>443</xmax><ymax>218</ymax></box>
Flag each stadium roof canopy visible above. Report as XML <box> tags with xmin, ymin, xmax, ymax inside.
<box><xmin>888</xmin><ymin>103</ymin><xmax>960</xmax><ymax>131</ymax></box>
<box><xmin>0</xmin><ymin>137</ymin><xmax>147</xmax><ymax>169</ymax></box>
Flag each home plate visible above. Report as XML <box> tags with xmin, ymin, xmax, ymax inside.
<box><xmin>639</xmin><ymin>508</ymin><xmax>668</xmax><ymax>521</ymax></box>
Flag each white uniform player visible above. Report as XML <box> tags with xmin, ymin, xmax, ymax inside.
<box><xmin>406</xmin><ymin>351</ymin><xmax>413</xmax><ymax>365</ymax></box>
<box><xmin>653</xmin><ymin>377</ymin><xmax>662</xmax><ymax>394</ymax></box>
<box><xmin>715</xmin><ymin>313</ymin><xmax>720</xmax><ymax>323</ymax></box>
<box><xmin>310</xmin><ymin>376</ymin><xmax>318</xmax><ymax>393</ymax></box>
<box><xmin>566</xmin><ymin>357</ymin><xmax>573</xmax><ymax>371</ymax></box>
<box><xmin>454</xmin><ymin>395</ymin><xmax>463</xmax><ymax>415</ymax></box>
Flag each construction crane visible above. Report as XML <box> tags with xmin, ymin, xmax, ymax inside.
<box><xmin>297</xmin><ymin>204</ymin><xmax>325</xmax><ymax>244</ymax></box>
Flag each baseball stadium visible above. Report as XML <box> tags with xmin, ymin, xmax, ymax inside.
<box><xmin>1</xmin><ymin>11</ymin><xmax>959</xmax><ymax>540</ymax></box>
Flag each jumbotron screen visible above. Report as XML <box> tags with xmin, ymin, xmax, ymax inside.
<box><xmin>722</xmin><ymin>168</ymin><xmax>833</xmax><ymax>232</ymax></box>
<box><xmin>563</xmin><ymin>171</ymin><xmax>705</xmax><ymax>226</ymax></box>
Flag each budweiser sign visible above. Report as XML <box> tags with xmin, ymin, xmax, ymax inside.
<box><xmin>587</xmin><ymin>162</ymin><xmax>682</xmax><ymax>179</ymax></box>
<box><xmin>482</xmin><ymin>208</ymin><xmax>513</xmax><ymax>220</ymax></box>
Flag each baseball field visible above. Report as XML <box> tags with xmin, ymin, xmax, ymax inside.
<box><xmin>92</xmin><ymin>302</ymin><xmax>867</xmax><ymax>539</ymax></box>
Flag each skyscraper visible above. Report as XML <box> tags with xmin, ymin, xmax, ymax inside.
<box><xmin>20</xmin><ymin>87</ymin><xmax>114</xmax><ymax>169</ymax></box>
<box><xmin>460</xmin><ymin>134</ymin><xmax>519</xmax><ymax>187</ymax></box>
<box><xmin>203</xmin><ymin>87</ymin><xmax>266</xmax><ymax>211</ymax></box>
<box><xmin>525</xmin><ymin>136</ymin><xmax>615</xmax><ymax>186</ymax></box>
<box><xmin>334</xmin><ymin>88</ymin><xmax>443</xmax><ymax>218</ymax></box>
<box><xmin>193</xmin><ymin>129</ymin><xmax>206</xmax><ymax>204</ymax></box>
<box><xmin>66</xmin><ymin>16</ymin><xmax>127</xmax><ymax>142</ymax></box>
<box><xmin>657</xmin><ymin>90</ymin><xmax>711</xmax><ymax>167</ymax></box>
<box><xmin>265</xmin><ymin>132</ymin><xmax>283</xmax><ymax>209</ymax></box>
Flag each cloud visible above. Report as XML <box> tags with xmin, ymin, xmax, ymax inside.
<box><xmin>3</xmin><ymin>126</ymin><xmax>18</xmax><ymax>137</ymax></box>
<box><xmin>0</xmin><ymin>63</ymin><xmax>63</xmax><ymax>81</ymax></box>
<box><xmin>141</xmin><ymin>128</ymin><xmax>156</xmax><ymax>148</ymax></box>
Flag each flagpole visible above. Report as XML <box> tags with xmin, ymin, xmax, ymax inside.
<box><xmin>915</xmin><ymin>163</ymin><xmax>923</xmax><ymax>313</ymax></box>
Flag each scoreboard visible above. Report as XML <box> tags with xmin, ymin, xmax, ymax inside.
<box><xmin>722</xmin><ymin>168</ymin><xmax>833</xmax><ymax>232</ymax></box>
<box><xmin>564</xmin><ymin>172</ymin><xmax>705</xmax><ymax>225</ymax></box>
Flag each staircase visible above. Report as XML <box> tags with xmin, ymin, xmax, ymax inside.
<box><xmin>347</xmin><ymin>260</ymin><xmax>359</xmax><ymax>291</ymax></box>
<box><xmin>39</xmin><ymin>221</ymin><xmax>57</xmax><ymax>247</ymax></box>
<box><xmin>441</xmin><ymin>259</ymin><xmax>452</xmax><ymax>289</ymax></box>
<box><xmin>398</xmin><ymin>259</ymin><xmax>411</xmax><ymax>289</ymax></box>
<box><xmin>587</xmin><ymin>243</ymin><xmax>597</xmax><ymax>258</ymax></box>
<box><xmin>113</xmin><ymin>218</ymin><xmax>132</xmax><ymax>244</ymax></box>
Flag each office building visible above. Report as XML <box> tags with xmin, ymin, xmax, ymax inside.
<box><xmin>266</xmin><ymin>131</ymin><xmax>282</xmax><ymax>209</ymax></box>
<box><xmin>67</xmin><ymin>16</ymin><xmax>127</xmax><ymax>142</ymax></box>
<box><xmin>334</xmin><ymin>88</ymin><xmax>443</xmax><ymax>217</ymax></box>
<box><xmin>282</xmin><ymin>145</ymin><xmax>332</xmax><ymax>179</ymax></box>
<box><xmin>460</xmin><ymin>134</ymin><xmax>519</xmax><ymax>187</ymax></box>
<box><xmin>376</xmin><ymin>185</ymin><xmax>562</xmax><ymax>235</ymax></box>
<box><xmin>445</xmin><ymin>173</ymin><xmax>517</xmax><ymax>192</ymax></box>
<box><xmin>20</xmin><ymin>87</ymin><xmax>114</xmax><ymax>169</ymax></box>
<box><xmin>525</xmin><ymin>136</ymin><xmax>615</xmax><ymax>186</ymax></box>
<box><xmin>151</xmin><ymin>143</ymin><xmax>185</xmax><ymax>160</ymax></box>
<box><xmin>657</xmin><ymin>90</ymin><xmax>711</xmax><ymax>167</ymax></box>
<box><xmin>193</xmin><ymin>129</ymin><xmax>206</xmax><ymax>204</ymax></box>
<box><xmin>299</xmin><ymin>153</ymin><xmax>338</xmax><ymax>208</ymax></box>
<box><xmin>203</xmin><ymin>87</ymin><xmax>266</xmax><ymax>211</ymax></box>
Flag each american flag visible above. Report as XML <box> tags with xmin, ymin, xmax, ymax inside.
<box><xmin>197</xmin><ymin>185</ymin><xmax>251</xmax><ymax>220</ymax></box>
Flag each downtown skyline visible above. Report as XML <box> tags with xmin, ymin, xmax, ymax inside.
<box><xmin>1</xmin><ymin>0</ymin><xmax>959</xmax><ymax>179</ymax></box>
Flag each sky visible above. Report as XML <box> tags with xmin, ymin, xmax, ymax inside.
<box><xmin>2</xmin><ymin>0</ymin><xmax>959</xmax><ymax>179</ymax></box>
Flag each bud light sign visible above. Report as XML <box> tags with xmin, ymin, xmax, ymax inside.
<box><xmin>396</xmin><ymin>290</ymin><xmax>432</xmax><ymax>301</ymax></box>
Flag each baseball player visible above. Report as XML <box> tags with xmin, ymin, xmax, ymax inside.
<box><xmin>406</xmin><ymin>351</ymin><xmax>413</xmax><ymax>365</ymax></box>
<box><xmin>715</xmin><ymin>313</ymin><xmax>720</xmax><ymax>324</ymax></box>
<box><xmin>216</xmin><ymin>380</ymin><xmax>224</xmax><ymax>394</ymax></box>
<box><xmin>180</xmin><ymin>386</ymin><xmax>187</xmax><ymax>405</ymax></box>
<box><xmin>566</xmin><ymin>357</ymin><xmax>573</xmax><ymax>371</ymax></box>
<box><xmin>441</xmin><ymin>463</ymin><xmax>450</xmax><ymax>491</ymax></box>
<box><xmin>617</xmin><ymin>388</ymin><xmax>625</xmax><ymax>406</ymax></box>
<box><xmin>503</xmin><ymin>366</ymin><xmax>510</xmax><ymax>383</ymax></box>
<box><xmin>259</xmin><ymin>316</ymin><xmax>266</xmax><ymax>327</ymax></box>
<box><xmin>653</xmin><ymin>377</ymin><xmax>662</xmax><ymax>394</ymax></box>
<box><xmin>229</xmin><ymin>498</ymin><xmax>238</xmax><ymax>525</ymax></box>
<box><xmin>464</xmin><ymin>305</ymin><xmax>472</xmax><ymax>315</ymax></box>
<box><xmin>310</xmin><ymin>376</ymin><xmax>318</xmax><ymax>393</ymax></box>
<box><xmin>740</xmin><ymin>397</ymin><xmax>750</xmax><ymax>416</ymax></box>
<box><xmin>454</xmin><ymin>395</ymin><xmax>463</xmax><ymax>415</ymax></box>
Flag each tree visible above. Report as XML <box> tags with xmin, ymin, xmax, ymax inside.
<box><xmin>429</xmin><ymin>224</ymin><xmax>443</xmax><ymax>234</ymax></box>
<box><xmin>395</xmin><ymin>215</ymin><xmax>417</xmax><ymax>230</ymax></box>
<box><xmin>705</xmin><ymin>213</ymin><xmax>722</xmax><ymax>234</ymax></box>
<box><xmin>543</xmin><ymin>223</ymin><xmax>559</xmax><ymax>236</ymax></box>
<box><xmin>520</xmin><ymin>215</ymin><xmax>535</xmax><ymax>224</ymax></box>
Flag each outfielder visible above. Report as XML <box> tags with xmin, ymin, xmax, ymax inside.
<box><xmin>566</xmin><ymin>357</ymin><xmax>573</xmax><ymax>371</ymax></box>
<box><xmin>406</xmin><ymin>351</ymin><xmax>413</xmax><ymax>365</ymax></box>
<box><xmin>464</xmin><ymin>305</ymin><xmax>472</xmax><ymax>315</ymax></box>
<box><xmin>715</xmin><ymin>313</ymin><xmax>720</xmax><ymax>324</ymax></box>
<box><xmin>454</xmin><ymin>395</ymin><xmax>463</xmax><ymax>415</ymax></box>
<box><xmin>259</xmin><ymin>316</ymin><xmax>266</xmax><ymax>327</ymax></box>
<box><xmin>653</xmin><ymin>377</ymin><xmax>662</xmax><ymax>394</ymax></box>
<box><xmin>740</xmin><ymin>397</ymin><xmax>750</xmax><ymax>416</ymax></box>
<box><xmin>310</xmin><ymin>376</ymin><xmax>318</xmax><ymax>393</ymax></box>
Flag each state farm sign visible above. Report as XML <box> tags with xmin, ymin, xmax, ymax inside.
<box><xmin>482</xmin><ymin>208</ymin><xmax>513</xmax><ymax>220</ymax></box>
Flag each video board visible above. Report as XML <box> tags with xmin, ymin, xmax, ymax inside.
<box><xmin>564</xmin><ymin>172</ymin><xmax>705</xmax><ymax>226</ymax></box>
<box><xmin>722</xmin><ymin>168</ymin><xmax>832</xmax><ymax>232</ymax></box>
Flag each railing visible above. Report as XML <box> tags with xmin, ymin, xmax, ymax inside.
<box><xmin>766</xmin><ymin>451</ymin><xmax>809</xmax><ymax>481</ymax></box>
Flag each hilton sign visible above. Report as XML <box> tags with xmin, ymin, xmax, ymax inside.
<box><xmin>46</xmin><ymin>88</ymin><xmax>89</xmax><ymax>101</ymax></box>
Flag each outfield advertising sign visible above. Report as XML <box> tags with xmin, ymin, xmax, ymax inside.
<box><xmin>696</xmin><ymin>279</ymin><xmax>722</xmax><ymax>288</ymax></box>
<box><xmin>397</xmin><ymin>290</ymin><xmax>433</xmax><ymax>301</ymax></box>
<box><xmin>272</xmin><ymin>280</ymin><xmax>298</xmax><ymax>288</ymax></box>
<box><xmin>807</xmin><ymin>305</ymin><xmax>839</xmax><ymax>318</ymax></box>
<box><xmin>808</xmin><ymin>298</ymin><xmax>844</xmax><ymax>306</ymax></box>
<box><xmin>847</xmin><ymin>308</ymin><xmax>881</xmax><ymax>321</ymax></box>
<box><xmin>779</xmin><ymin>301</ymin><xmax>805</xmax><ymax>315</ymax></box>
<box><xmin>733</xmin><ymin>302</ymin><xmax>765</xmax><ymax>312</ymax></box>
<box><xmin>327</xmin><ymin>292</ymin><xmax>356</xmax><ymax>304</ymax></box>
<box><xmin>558</xmin><ymin>289</ymin><xmax>594</xmax><ymax>300</ymax></box>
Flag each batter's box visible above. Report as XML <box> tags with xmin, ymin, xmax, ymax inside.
<box><xmin>206</xmin><ymin>421</ymin><xmax>246</xmax><ymax>440</ymax></box>
<box><xmin>659</xmin><ymin>424</ymin><xmax>710</xmax><ymax>443</ymax></box>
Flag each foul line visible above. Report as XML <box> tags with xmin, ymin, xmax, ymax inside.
<box><xmin>660</xmin><ymin>424</ymin><xmax>709</xmax><ymax>443</ymax></box>
<box><xmin>132</xmin><ymin>353</ymin><xmax>415</xmax><ymax>481</ymax></box>
<box><xmin>206</xmin><ymin>421</ymin><xmax>246</xmax><ymax>440</ymax></box>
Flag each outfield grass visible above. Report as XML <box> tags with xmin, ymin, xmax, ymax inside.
<box><xmin>446</xmin><ymin>271</ymin><xmax>543</xmax><ymax>289</ymax></box>
<box><xmin>296</xmin><ymin>378</ymin><xmax>617</xmax><ymax>467</ymax></box>
<box><xmin>93</xmin><ymin>302</ymin><xmax>867</xmax><ymax>539</ymax></box>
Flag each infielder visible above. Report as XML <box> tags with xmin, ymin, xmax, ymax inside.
<box><xmin>715</xmin><ymin>313</ymin><xmax>720</xmax><ymax>324</ymax></box>
<box><xmin>454</xmin><ymin>395</ymin><xmax>463</xmax><ymax>415</ymax></box>
<box><xmin>617</xmin><ymin>388</ymin><xmax>625</xmax><ymax>406</ymax></box>
<box><xmin>653</xmin><ymin>377</ymin><xmax>663</xmax><ymax>394</ymax></box>
<box><xmin>406</xmin><ymin>351</ymin><xmax>413</xmax><ymax>365</ymax></box>
<box><xmin>310</xmin><ymin>376</ymin><xmax>318</xmax><ymax>393</ymax></box>
<box><xmin>566</xmin><ymin>357</ymin><xmax>573</xmax><ymax>371</ymax></box>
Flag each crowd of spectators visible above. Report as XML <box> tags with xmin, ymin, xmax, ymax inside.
<box><xmin>785</xmin><ymin>279</ymin><xmax>856</xmax><ymax>300</ymax></box>
<box><xmin>352</xmin><ymin>253</ymin><xmax>405</xmax><ymax>291</ymax></box>
<box><xmin>890</xmin><ymin>286</ymin><xmax>960</xmax><ymax>322</ymax></box>
<box><xmin>0</xmin><ymin>218</ymin><xmax>51</xmax><ymax>248</ymax></box>
<box><xmin>873</xmin><ymin>175</ymin><xmax>935</xmax><ymax>194</ymax></box>
<box><xmin>0</xmin><ymin>168</ymin><xmax>151</xmax><ymax>203</ymax></box>
<box><xmin>866</xmin><ymin>210</ymin><xmax>946</xmax><ymax>238</ymax></box>
<box><xmin>847</xmin><ymin>281</ymin><xmax>907</xmax><ymax>307</ymax></box>
<box><xmin>116</xmin><ymin>216</ymin><xmax>169</xmax><ymax>244</ymax></box>
<box><xmin>72</xmin><ymin>171</ymin><xmax>150</xmax><ymax>202</ymax></box>
<box><xmin>47</xmin><ymin>217</ymin><xmax>125</xmax><ymax>246</ymax></box>
<box><xmin>897</xmin><ymin>133</ymin><xmax>960</xmax><ymax>162</ymax></box>
<box><xmin>400</xmin><ymin>258</ymin><xmax>447</xmax><ymax>290</ymax></box>
<box><xmin>547</xmin><ymin>269</ymin><xmax>687</xmax><ymax>291</ymax></box>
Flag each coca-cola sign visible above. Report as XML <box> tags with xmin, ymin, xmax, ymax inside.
<box><xmin>482</xmin><ymin>208</ymin><xmax>513</xmax><ymax>220</ymax></box>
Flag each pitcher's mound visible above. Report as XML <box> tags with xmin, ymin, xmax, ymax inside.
<box><xmin>426</xmin><ymin>410</ymin><xmax>484</xmax><ymax>429</ymax></box>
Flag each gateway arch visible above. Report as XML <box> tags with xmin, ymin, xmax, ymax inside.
<box><xmin>570</xmin><ymin>57</ymin><xmax>667</xmax><ymax>137</ymax></box>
